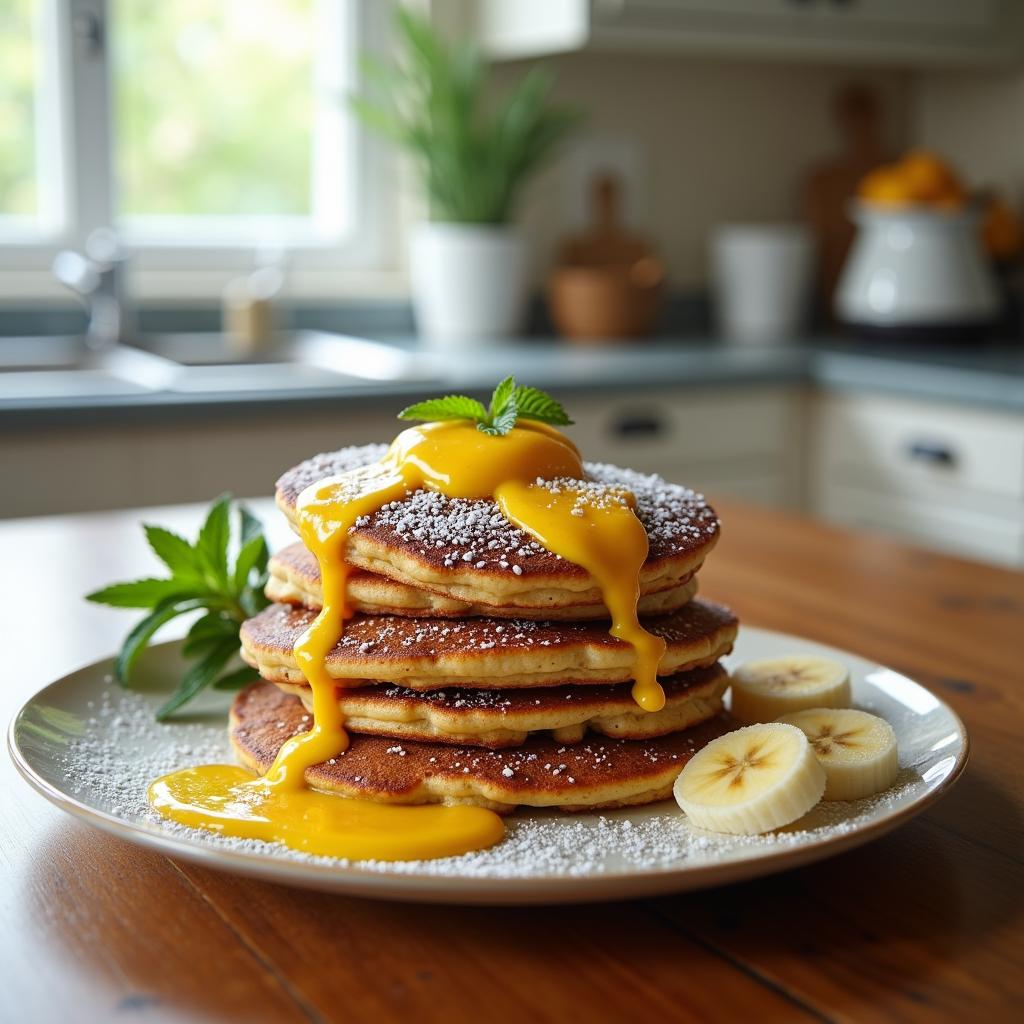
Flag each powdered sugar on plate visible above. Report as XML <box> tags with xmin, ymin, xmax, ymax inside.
<box><xmin>40</xmin><ymin>682</ymin><xmax>923</xmax><ymax>881</ymax></box>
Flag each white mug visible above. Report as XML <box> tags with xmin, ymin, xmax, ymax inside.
<box><xmin>711</xmin><ymin>224</ymin><xmax>814</xmax><ymax>345</ymax></box>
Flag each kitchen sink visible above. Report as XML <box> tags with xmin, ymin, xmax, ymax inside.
<box><xmin>0</xmin><ymin>336</ymin><xmax>179</xmax><ymax>400</ymax></box>
<box><xmin>0</xmin><ymin>331</ymin><xmax>433</xmax><ymax>402</ymax></box>
<box><xmin>127</xmin><ymin>330</ymin><xmax>431</xmax><ymax>393</ymax></box>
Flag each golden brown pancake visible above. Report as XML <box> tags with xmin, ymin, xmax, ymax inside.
<box><xmin>274</xmin><ymin>445</ymin><xmax>719</xmax><ymax>612</ymax></box>
<box><xmin>267</xmin><ymin>541</ymin><xmax>699</xmax><ymax>619</ymax></box>
<box><xmin>240</xmin><ymin>598</ymin><xmax>738</xmax><ymax>690</ymax></box>
<box><xmin>274</xmin><ymin>663</ymin><xmax>728</xmax><ymax>748</ymax></box>
<box><xmin>231</xmin><ymin>682</ymin><xmax>733</xmax><ymax>812</ymax></box>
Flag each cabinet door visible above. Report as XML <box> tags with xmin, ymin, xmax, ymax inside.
<box><xmin>479</xmin><ymin>0</ymin><xmax>1020</xmax><ymax>66</ymax></box>
<box><xmin>819</xmin><ymin>483</ymin><xmax>1023</xmax><ymax>567</ymax></box>
<box><xmin>614</xmin><ymin>0</ymin><xmax>997</xmax><ymax>32</ymax></box>
<box><xmin>566</xmin><ymin>385</ymin><xmax>802</xmax><ymax>506</ymax></box>
<box><xmin>811</xmin><ymin>393</ymin><xmax>1024</xmax><ymax>566</ymax></box>
<box><xmin>0</xmin><ymin>408</ymin><xmax>403</xmax><ymax>518</ymax></box>
<box><xmin>814</xmin><ymin>394</ymin><xmax>1024</xmax><ymax>501</ymax></box>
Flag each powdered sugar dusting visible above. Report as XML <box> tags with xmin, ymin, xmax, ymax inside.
<box><xmin>276</xmin><ymin>445</ymin><xmax>719</xmax><ymax>570</ymax></box>
<box><xmin>277</xmin><ymin>443</ymin><xmax>389</xmax><ymax>496</ymax></box>
<box><xmin>45</xmin><ymin>685</ymin><xmax>923</xmax><ymax>881</ymax></box>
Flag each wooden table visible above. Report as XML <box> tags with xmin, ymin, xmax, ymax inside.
<box><xmin>2</xmin><ymin>499</ymin><xmax>1021</xmax><ymax>1023</ymax></box>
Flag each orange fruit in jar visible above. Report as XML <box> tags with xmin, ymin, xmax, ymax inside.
<box><xmin>933</xmin><ymin>188</ymin><xmax>967</xmax><ymax>211</ymax></box>
<box><xmin>982</xmin><ymin>196</ymin><xmax>1023</xmax><ymax>261</ymax></box>
<box><xmin>898</xmin><ymin>150</ymin><xmax>965</xmax><ymax>204</ymax></box>
<box><xmin>858</xmin><ymin>166</ymin><xmax>913</xmax><ymax>206</ymax></box>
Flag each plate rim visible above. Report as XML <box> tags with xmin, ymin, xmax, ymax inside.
<box><xmin>7</xmin><ymin>627</ymin><xmax>970</xmax><ymax>903</ymax></box>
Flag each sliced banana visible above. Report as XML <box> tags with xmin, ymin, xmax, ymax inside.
<box><xmin>777</xmin><ymin>708</ymin><xmax>898</xmax><ymax>801</ymax></box>
<box><xmin>673</xmin><ymin>722</ymin><xmax>826</xmax><ymax>835</ymax></box>
<box><xmin>729</xmin><ymin>654</ymin><xmax>851</xmax><ymax>723</ymax></box>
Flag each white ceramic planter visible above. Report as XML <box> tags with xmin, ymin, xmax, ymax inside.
<box><xmin>837</xmin><ymin>204</ymin><xmax>999</xmax><ymax>329</ymax></box>
<box><xmin>410</xmin><ymin>223</ymin><xmax>527</xmax><ymax>347</ymax></box>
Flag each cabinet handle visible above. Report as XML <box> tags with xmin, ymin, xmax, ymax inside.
<box><xmin>611</xmin><ymin>413</ymin><xmax>666</xmax><ymax>439</ymax></box>
<box><xmin>906</xmin><ymin>441</ymin><xmax>956</xmax><ymax>467</ymax></box>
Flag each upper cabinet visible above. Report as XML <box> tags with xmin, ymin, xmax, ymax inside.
<box><xmin>476</xmin><ymin>0</ymin><xmax>1024</xmax><ymax>68</ymax></box>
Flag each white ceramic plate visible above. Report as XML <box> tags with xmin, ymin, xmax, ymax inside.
<box><xmin>9</xmin><ymin>627</ymin><xmax>967</xmax><ymax>905</ymax></box>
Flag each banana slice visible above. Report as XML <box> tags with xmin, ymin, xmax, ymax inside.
<box><xmin>673</xmin><ymin>723</ymin><xmax>826</xmax><ymax>834</ymax></box>
<box><xmin>777</xmin><ymin>708</ymin><xmax>898</xmax><ymax>801</ymax></box>
<box><xmin>729</xmin><ymin>654</ymin><xmax>850</xmax><ymax>723</ymax></box>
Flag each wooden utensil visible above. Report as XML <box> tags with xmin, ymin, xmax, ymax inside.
<box><xmin>549</xmin><ymin>174</ymin><xmax>664</xmax><ymax>341</ymax></box>
<box><xmin>804</xmin><ymin>84</ymin><xmax>889</xmax><ymax>315</ymax></box>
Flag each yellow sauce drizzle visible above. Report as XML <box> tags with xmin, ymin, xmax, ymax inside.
<box><xmin>149</xmin><ymin>420</ymin><xmax>667</xmax><ymax>859</ymax></box>
<box><xmin>148</xmin><ymin>766</ymin><xmax>504</xmax><ymax>861</ymax></box>
<box><xmin>497</xmin><ymin>482</ymin><xmax>667</xmax><ymax>711</ymax></box>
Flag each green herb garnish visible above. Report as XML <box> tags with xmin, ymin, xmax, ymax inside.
<box><xmin>86</xmin><ymin>495</ymin><xmax>269</xmax><ymax>720</ymax></box>
<box><xmin>398</xmin><ymin>376</ymin><xmax>572</xmax><ymax>437</ymax></box>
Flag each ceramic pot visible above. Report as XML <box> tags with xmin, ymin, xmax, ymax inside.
<box><xmin>836</xmin><ymin>204</ymin><xmax>998</xmax><ymax>335</ymax></box>
<box><xmin>410</xmin><ymin>223</ymin><xmax>527</xmax><ymax>347</ymax></box>
<box><xmin>548</xmin><ymin>258</ymin><xmax>664</xmax><ymax>342</ymax></box>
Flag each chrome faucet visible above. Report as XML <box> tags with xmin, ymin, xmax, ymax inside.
<box><xmin>53</xmin><ymin>228</ymin><xmax>134</xmax><ymax>350</ymax></box>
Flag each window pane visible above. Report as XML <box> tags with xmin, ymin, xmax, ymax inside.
<box><xmin>0</xmin><ymin>0</ymin><xmax>40</xmax><ymax>217</ymax></box>
<box><xmin>112</xmin><ymin>0</ymin><xmax>316</xmax><ymax>219</ymax></box>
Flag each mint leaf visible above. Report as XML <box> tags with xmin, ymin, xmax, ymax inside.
<box><xmin>239</xmin><ymin>582</ymin><xmax>270</xmax><ymax>619</ymax></box>
<box><xmin>86</xmin><ymin>577</ymin><xmax>197</xmax><ymax>609</ymax></box>
<box><xmin>88</xmin><ymin>495</ymin><xmax>272</xmax><ymax>717</ymax></box>
<box><xmin>197</xmin><ymin>493</ymin><xmax>231</xmax><ymax>585</ymax></box>
<box><xmin>115</xmin><ymin>596</ymin><xmax>207</xmax><ymax>684</ymax></box>
<box><xmin>479</xmin><ymin>401</ymin><xmax>519</xmax><ymax>436</ymax></box>
<box><xmin>182</xmin><ymin>611</ymin><xmax>238</xmax><ymax>658</ymax></box>
<box><xmin>398</xmin><ymin>395</ymin><xmax>488</xmax><ymax>423</ymax></box>
<box><xmin>513</xmin><ymin>385</ymin><xmax>573</xmax><ymax>426</ymax></box>
<box><xmin>234</xmin><ymin>531</ymin><xmax>268</xmax><ymax>593</ymax></box>
<box><xmin>397</xmin><ymin>379</ymin><xmax>572</xmax><ymax>434</ymax></box>
<box><xmin>212</xmin><ymin>665</ymin><xmax>260</xmax><ymax>691</ymax></box>
<box><xmin>488</xmin><ymin>376</ymin><xmax>516</xmax><ymax>421</ymax></box>
<box><xmin>156</xmin><ymin>637</ymin><xmax>239</xmax><ymax>721</ymax></box>
<box><xmin>144</xmin><ymin>524</ymin><xmax>200</xmax><ymax>577</ymax></box>
<box><xmin>239</xmin><ymin>504</ymin><xmax>263</xmax><ymax>546</ymax></box>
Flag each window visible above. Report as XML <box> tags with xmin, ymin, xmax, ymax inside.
<box><xmin>0</xmin><ymin>0</ymin><xmax>63</xmax><ymax>240</ymax></box>
<box><xmin>0</xmin><ymin>0</ymin><xmax>392</xmax><ymax>294</ymax></box>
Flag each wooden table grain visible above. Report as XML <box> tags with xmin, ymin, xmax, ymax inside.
<box><xmin>2</xmin><ymin>499</ymin><xmax>1021</xmax><ymax>1023</ymax></box>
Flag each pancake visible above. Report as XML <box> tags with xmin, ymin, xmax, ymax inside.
<box><xmin>267</xmin><ymin>541</ymin><xmax>699</xmax><ymax>619</ymax></box>
<box><xmin>274</xmin><ymin>663</ymin><xmax>728</xmax><ymax>748</ymax></box>
<box><xmin>240</xmin><ymin>598</ymin><xmax>738</xmax><ymax>690</ymax></box>
<box><xmin>231</xmin><ymin>682</ymin><xmax>734</xmax><ymax>812</ymax></box>
<box><xmin>274</xmin><ymin>445</ymin><xmax>718</xmax><ymax>613</ymax></box>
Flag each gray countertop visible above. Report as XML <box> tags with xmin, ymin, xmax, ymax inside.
<box><xmin>1</xmin><ymin>336</ymin><xmax>1022</xmax><ymax>428</ymax></box>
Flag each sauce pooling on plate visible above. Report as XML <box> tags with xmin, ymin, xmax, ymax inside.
<box><xmin>149</xmin><ymin>420</ymin><xmax>667</xmax><ymax>859</ymax></box>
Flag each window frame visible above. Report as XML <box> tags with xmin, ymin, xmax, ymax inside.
<box><xmin>0</xmin><ymin>0</ymin><xmax>399</xmax><ymax>301</ymax></box>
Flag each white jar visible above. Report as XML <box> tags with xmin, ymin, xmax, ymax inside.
<box><xmin>410</xmin><ymin>223</ymin><xmax>527</xmax><ymax>348</ymax></box>
<box><xmin>711</xmin><ymin>224</ymin><xmax>814</xmax><ymax>345</ymax></box>
<box><xmin>836</xmin><ymin>204</ymin><xmax>998</xmax><ymax>331</ymax></box>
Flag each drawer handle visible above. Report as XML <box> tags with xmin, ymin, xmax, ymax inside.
<box><xmin>906</xmin><ymin>441</ymin><xmax>956</xmax><ymax>467</ymax></box>
<box><xmin>612</xmin><ymin>414</ymin><xmax>666</xmax><ymax>438</ymax></box>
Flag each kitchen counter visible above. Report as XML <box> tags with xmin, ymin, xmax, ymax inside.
<box><xmin>2</xmin><ymin>499</ymin><xmax>1021</xmax><ymax>1021</ymax></box>
<box><xmin>1</xmin><ymin>337</ymin><xmax>1022</xmax><ymax>428</ymax></box>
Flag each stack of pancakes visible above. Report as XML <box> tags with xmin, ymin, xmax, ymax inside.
<box><xmin>235</xmin><ymin>445</ymin><xmax>738</xmax><ymax>812</ymax></box>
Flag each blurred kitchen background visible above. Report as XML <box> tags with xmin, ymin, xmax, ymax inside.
<box><xmin>2</xmin><ymin>0</ymin><xmax>1023</xmax><ymax>567</ymax></box>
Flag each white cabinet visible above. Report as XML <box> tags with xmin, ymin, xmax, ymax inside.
<box><xmin>0</xmin><ymin>385</ymin><xmax>804</xmax><ymax>518</ymax></box>
<box><xmin>10</xmin><ymin>385</ymin><xmax>1023</xmax><ymax>571</ymax></box>
<box><xmin>566</xmin><ymin>384</ymin><xmax>804</xmax><ymax>508</ymax></box>
<box><xmin>0</xmin><ymin>408</ymin><xmax>402</xmax><ymax>519</ymax></box>
<box><xmin>477</xmin><ymin>0</ymin><xmax>1023</xmax><ymax>68</ymax></box>
<box><xmin>810</xmin><ymin>393</ymin><xmax>1024</xmax><ymax>566</ymax></box>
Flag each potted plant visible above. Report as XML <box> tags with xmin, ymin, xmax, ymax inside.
<box><xmin>351</xmin><ymin>10</ymin><xmax>580</xmax><ymax>346</ymax></box>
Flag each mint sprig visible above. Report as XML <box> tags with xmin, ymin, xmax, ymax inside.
<box><xmin>398</xmin><ymin>376</ymin><xmax>572</xmax><ymax>437</ymax></box>
<box><xmin>86</xmin><ymin>495</ymin><xmax>269</xmax><ymax>720</ymax></box>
